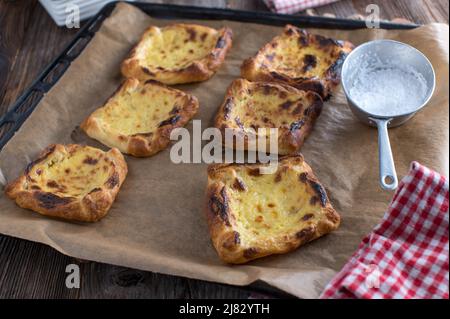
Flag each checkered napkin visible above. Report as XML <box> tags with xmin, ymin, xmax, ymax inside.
<box><xmin>263</xmin><ymin>0</ymin><xmax>339</xmax><ymax>14</ymax></box>
<box><xmin>321</xmin><ymin>162</ymin><xmax>449</xmax><ymax>299</ymax></box>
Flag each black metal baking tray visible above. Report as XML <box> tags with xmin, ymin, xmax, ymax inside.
<box><xmin>0</xmin><ymin>1</ymin><xmax>419</xmax><ymax>298</ymax></box>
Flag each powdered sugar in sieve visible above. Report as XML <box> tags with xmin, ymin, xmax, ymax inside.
<box><xmin>347</xmin><ymin>52</ymin><xmax>428</xmax><ymax>117</ymax></box>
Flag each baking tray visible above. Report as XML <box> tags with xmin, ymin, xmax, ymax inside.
<box><xmin>0</xmin><ymin>1</ymin><xmax>419</xmax><ymax>297</ymax></box>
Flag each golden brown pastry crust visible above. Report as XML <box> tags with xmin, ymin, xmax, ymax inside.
<box><xmin>241</xmin><ymin>25</ymin><xmax>354</xmax><ymax>99</ymax></box>
<box><xmin>205</xmin><ymin>155</ymin><xmax>340</xmax><ymax>264</ymax></box>
<box><xmin>121</xmin><ymin>24</ymin><xmax>233</xmax><ymax>84</ymax></box>
<box><xmin>5</xmin><ymin>144</ymin><xmax>127</xmax><ymax>222</ymax></box>
<box><xmin>214</xmin><ymin>79</ymin><xmax>323</xmax><ymax>155</ymax></box>
<box><xmin>80</xmin><ymin>78</ymin><xmax>199</xmax><ymax>157</ymax></box>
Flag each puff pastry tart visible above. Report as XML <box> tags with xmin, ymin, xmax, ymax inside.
<box><xmin>121</xmin><ymin>23</ymin><xmax>233</xmax><ymax>84</ymax></box>
<box><xmin>206</xmin><ymin>155</ymin><xmax>340</xmax><ymax>264</ymax></box>
<box><xmin>5</xmin><ymin>144</ymin><xmax>127</xmax><ymax>222</ymax></box>
<box><xmin>241</xmin><ymin>25</ymin><xmax>353</xmax><ymax>99</ymax></box>
<box><xmin>81</xmin><ymin>78</ymin><xmax>199</xmax><ymax>157</ymax></box>
<box><xmin>214</xmin><ymin>78</ymin><xmax>323</xmax><ymax>155</ymax></box>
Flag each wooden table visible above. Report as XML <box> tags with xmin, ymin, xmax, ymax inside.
<box><xmin>0</xmin><ymin>0</ymin><xmax>448</xmax><ymax>298</ymax></box>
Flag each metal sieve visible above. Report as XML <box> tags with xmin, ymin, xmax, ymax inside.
<box><xmin>341</xmin><ymin>40</ymin><xmax>436</xmax><ymax>190</ymax></box>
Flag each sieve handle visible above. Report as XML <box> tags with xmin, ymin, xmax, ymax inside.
<box><xmin>370</xmin><ymin>117</ymin><xmax>398</xmax><ymax>191</ymax></box>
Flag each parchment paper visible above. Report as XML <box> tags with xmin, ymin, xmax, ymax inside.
<box><xmin>0</xmin><ymin>2</ymin><xmax>448</xmax><ymax>298</ymax></box>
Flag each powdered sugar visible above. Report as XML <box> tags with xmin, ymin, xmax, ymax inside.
<box><xmin>348</xmin><ymin>52</ymin><xmax>428</xmax><ymax>116</ymax></box>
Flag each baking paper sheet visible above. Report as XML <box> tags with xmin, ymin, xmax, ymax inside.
<box><xmin>0</xmin><ymin>2</ymin><xmax>448</xmax><ymax>298</ymax></box>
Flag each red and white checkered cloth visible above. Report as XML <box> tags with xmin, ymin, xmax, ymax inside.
<box><xmin>264</xmin><ymin>0</ymin><xmax>339</xmax><ymax>14</ymax></box>
<box><xmin>321</xmin><ymin>162</ymin><xmax>449</xmax><ymax>299</ymax></box>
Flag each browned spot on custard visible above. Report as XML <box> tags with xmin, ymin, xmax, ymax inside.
<box><xmin>310</xmin><ymin>196</ymin><xmax>319</xmax><ymax>205</ymax></box>
<box><xmin>285</xmin><ymin>27</ymin><xmax>294</xmax><ymax>36</ymax></box>
<box><xmin>83</xmin><ymin>157</ymin><xmax>98</xmax><ymax>165</ymax></box>
<box><xmin>243</xmin><ymin>247</ymin><xmax>258</xmax><ymax>259</ymax></box>
<box><xmin>326</xmin><ymin>209</ymin><xmax>339</xmax><ymax>224</ymax></box>
<box><xmin>209</xmin><ymin>187</ymin><xmax>230</xmax><ymax>226</ymax></box>
<box><xmin>302</xmin><ymin>213</ymin><xmax>314</xmax><ymax>221</ymax></box>
<box><xmin>169</xmin><ymin>105</ymin><xmax>179</xmax><ymax>115</ymax></box>
<box><xmin>223</xmin><ymin>97</ymin><xmax>233</xmax><ymax>120</ymax></box>
<box><xmin>265</xmin><ymin>53</ymin><xmax>275</xmax><ymax>61</ymax></box>
<box><xmin>296</xmin><ymin>226</ymin><xmax>315</xmax><ymax>241</ymax></box>
<box><xmin>222</xmin><ymin>231</ymin><xmax>240</xmax><ymax>250</ymax></box>
<box><xmin>270</xmin><ymin>71</ymin><xmax>288</xmax><ymax>81</ymax></box>
<box><xmin>46</xmin><ymin>180</ymin><xmax>59</xmax><ymax>188</ymax></box>
<box><xmin>25</xmin><ymin>145</ymin><xmax>56</xmax><ymax>175</ymax></box>
<box><xmin>299</xmin><ymin>35</ymin><xmax>309</xmax><ymax>46</ymax></box>
<box><xmin>106</xmin><ymin>173</ymin><xmax>119</xmax><ymax>188</ymax></box>
<box><xmin>141</xmin><ymin>67</ymin><xmax>154</xmax><ymax>76</ymax></box>
<box><xmin>278</xmin><ymin>91</ymin><xmax>288</xmax><ymax>99</ymax></box>
<box><xmin>305</xmin><ymin>98</ymin><xmax>323</xmax><ymax>116</ymax></box>
<box><xmin>215</xmin><ymin>36</ymin><xmax>226</xmax><ymax>49</ymax></box>
<box><xmin>271</xmin><ymin>42</ymin><xmax>278</xmax><ymax>48</ymax></box>
<box><xmin>200</xmin><ymin>32</ymin><xmax>208</xmax><ymax>41</ymax></box>
<box><xmin>292</xmin><ymin>104</ymin><xmax>303</xmax><ymax>115</ymax></box>
<box><xmin>279</xmin><ymin>100</ymin><xmax>293</xmax><ymax>110</ymax></box>
<box><xmin>186</xmin><ymin>28</ymin><xmax>196</xmax><ymax>41</ymax></box>
<box><xmin>299</xmin><ymin>172</ymin><xmax>308</xmax><ymax>183</ymax></box>
<box><xmin>36</xmin><ymin>169</ymin><xmax>42</xmax><ymax>175</ymax></box>
<box><xmin>256</xmin><ymin>204</ymin><xmax>262</xmax><ymax>213</ymax></box>
<box><xmin>247</xmin><ymin>168</ymin><xmax>261</xmax><ymax>176</ymax></box>
<box><xmin>317</xmin><ymin>35</ymin><xmax>339</xmax><ymax>48</ymax></box>
<box><xmin>232</xmin><ymin>177</ymin><xmax>247</xmax><ymax>191</ymax></box>
<box><xmin>145</xmin><ymin>79</ymin><xmax>159</xmax><ymax>85</ymax></box>
<box><xmin>234</xmin><ymin>117</ymin><xmax>244</xmax><ymax>130</ymax></box>
<box><xmin>274</xmin><ymin>172</ymin><xmax>282</xmax><ymax>183</ymax></box>
<box><xmin>302</xmin><ymin>54</ymin><xmax>317</xmax><ymax>73</ymax></box>
<box><xmin>255</xmin><ymin>215</ymin><xmax>263</xmax><ymax>223</ymax></box>
<box><xmin>34</xmin><ymin>192</ymin><xmax>73</xmax><ymax>209</ymax></box>
<box><xmin>328</xmin><ymin>51</ymin><xmax>348</xmax><ymax>81</ymax></box>
<box><xmin>290</xmin><ymin>120</ymin><xmax>304</xmax><ymax>132</ymax></box>
<box><xmin>308</xmin><ymin>180</ymin><xmax>327</xmax><ymax>207</ymax></box>
<box><xmin>262</xmin><ymin>85</ymin><xmax>271</xmax><ymax>95</ymax></box>
<box><xmin>25</xmin><ymin>174</ymin><xmax>37</xmax><ymax>184</ymax></box>
<box><xmin>268</xmin><ymin>203</ymin><xmax>275</xmax><ymax>208</ymax></box>
<box><xmin>30</xmin><ymin>185</ymin><xmax>41</xmax><ymax>190</ymax></box>
<box><xmin>88</xmin><ymin>187</ymin><xmax>102</xmax><ymax>195</ymax></box>
<box><xmin>188</xmin><ymin>49</ymin><xmax>194</xmax><ymax>54</ymax></box>
<box><xmin>159</xmin><ymin>115</ymin><xmax>181</xmax><ymax>127</ymax></box>
<box><xmin>234</xmin><ymin>231</ymin><xmax>240</xmax><ymax>244</ymax></box>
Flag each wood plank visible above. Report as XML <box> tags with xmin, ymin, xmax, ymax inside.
<box><xmin>0</xmin><ymin>234</ymin><xmax>251</xmax><ymax>298</ymax></box>
<box><xmin>0</xmin><ymin>1</ymin><xmax>79</xmax><ymax>115</ymax></box>
<box><xmin>0</xmin><ymin>236</ymin><xmax>79</xmax><ymax>298</ymax></box>
<box><xmin>79</xmin><ymin>263</ymin><xmax>250</xmax><ymax>298</ymax></box>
